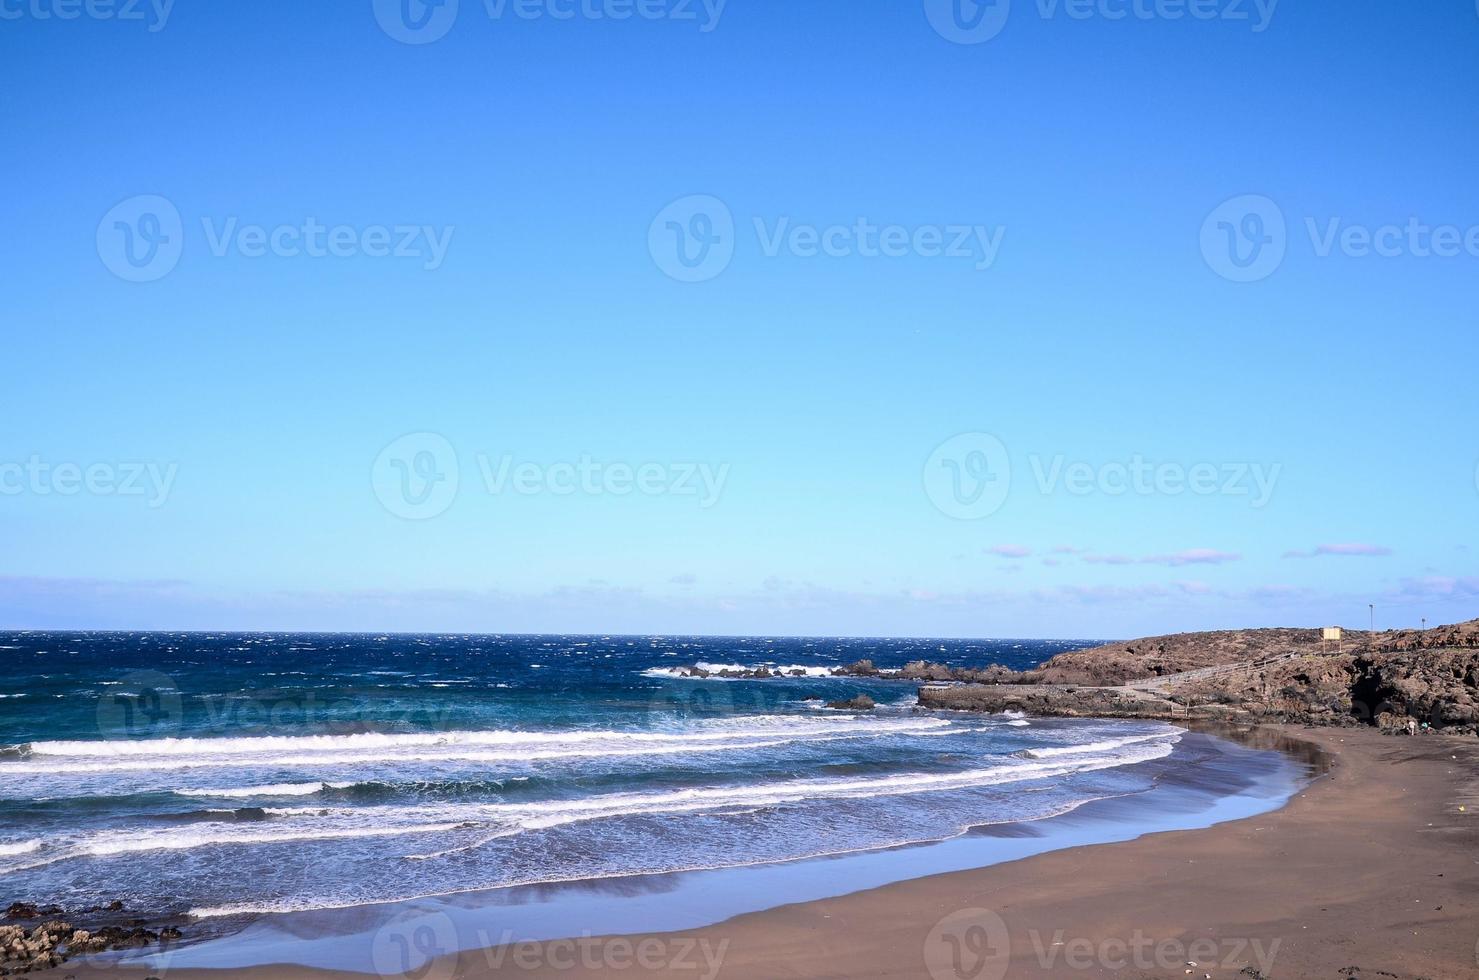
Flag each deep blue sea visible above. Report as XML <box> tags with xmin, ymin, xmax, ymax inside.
<box><xmin>0</xmin><ymin>632</ymin><xmax>1194</xmax><ymax>921</ymax></box>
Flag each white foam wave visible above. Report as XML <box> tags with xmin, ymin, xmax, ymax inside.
<box><xmin>2</xmin><ymin>821</ymin><xmax>466</xmax><ymax>874</ymax></box>
<box><xmin>403</xmin><ymin>829</ymin><xmax>522</xmax><ymax>861</ymax></box>
<box><xmin>1018</xmin><ymin>732</ymin><xmax>1173</xmax><ymax>759</ymax></box>
<box><xmin>190</xmin><ymin>786</ymin><xmax>1142</xmax><ymax>920</ymax></box>
<box><xmin>175</xmin><ymin>782</ymin><xmax>351</xmax><ymax>799</ymax></box>
<box><xmin>86</xmin><ymin>821</ymin><xmax>464</xmax><ymax>857</ymax></box>
<box><xmin>0</xmin><ymin>839</ymin><xmax>41</xmax><ymax>857</ymax></box>
<box><xmin>6</xmin><ymin>717</ymin><xmax>952</xmax><ymax>774</ymax></box>
<box><xmin>6</xmin><ymin>730</ymin><xmax>1179</xmax><ymax>878</ymax></box>
<box><xmin>39</xmin><ymin>731</ymin><xmax>954</xmax><ymax>776</ymax></box>
<box><xmin>185</xmin><ymin>732</ymin><xmax>1182</xmax><ymax>916</ymax></box>
<box><xmin>486</xmin><ymin>734</ymin><xmax>1179</xmax><ymax>830</ymax></box>
<box><xmin>642</xmin><ymin>662</ymin><xmax>842</xmax><ymax>679</ymax></box>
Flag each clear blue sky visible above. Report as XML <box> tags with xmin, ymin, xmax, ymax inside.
<box><xmin>2</xmin><ymin>0</ymin><xmax>1476</xmax><ymax>637</ymax></box>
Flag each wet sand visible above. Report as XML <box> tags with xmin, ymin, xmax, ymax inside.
<box><xmin>57</xmin><ymin>726</ymin><xmax>1479</xmax><ymax>979</ymax></box>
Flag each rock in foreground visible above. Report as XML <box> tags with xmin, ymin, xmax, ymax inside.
<box><xmin>0</xmin><ymin>903</ymin><xmax>183</xmax><ymax>975</ymax></box>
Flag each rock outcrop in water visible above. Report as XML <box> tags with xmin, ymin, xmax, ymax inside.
<box><xmin>672</xmin><ymin>664</ymin><xmax>817</xmax><ymax>679</ymax></box>
<box><xmin>918</xmin><ymin>683</ymin><xmax>1210</xmax><ymax>719</ymax></box>
<box><xmin>825</xmin><ymin>694</ymin><xmax>876</xmax><ymax>711</ymax></box>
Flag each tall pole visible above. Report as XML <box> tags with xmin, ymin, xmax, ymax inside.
<box><xmin>1369</xmin><ymin>604</ymin><xmax>1374</xmax><ymax>632</ymax></box>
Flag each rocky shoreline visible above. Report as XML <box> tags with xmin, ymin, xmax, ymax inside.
<box><xmin>914</xmin><ymin>622</ymin><xmax>1479</xmax><ymax>734</ymax></box>
<box><xmin>915</xmin><ymin>682</ymin><xmax>1215</xmax><ymax>720</ymax></box>
<box><xmin>0</xmin><ymin>902</ymin><xmax>183</xmax><ymax>975</ymax></box>
<box><xmin>668</xmin><ymin>617</ymin><xmax>1479</xmax><ymax>735</ymax></box>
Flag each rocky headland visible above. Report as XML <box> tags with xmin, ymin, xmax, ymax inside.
<box><xmin>917</xmin><ymin>617</ymin><xmax>1479</xmax><ymax>732</ymax></box>
<box><xmin>665</xmin><ymin>618</ymin><xmax>1479</xmax><ymax>732</ymax></box>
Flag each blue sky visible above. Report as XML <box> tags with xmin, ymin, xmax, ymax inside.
<box><xmin>2</xmin><ymin>0</ymin><xmax>1477</xmax><ymax>637</ymax></box>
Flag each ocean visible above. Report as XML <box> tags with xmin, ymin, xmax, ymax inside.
<box><xmin>0</xmin><ymin>632</ymin><xmax>1199</xmax><ymax>925</ymax></box>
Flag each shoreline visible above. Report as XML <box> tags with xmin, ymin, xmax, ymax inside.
<box><xmin>89</xmin><ymin>723</ymin><xmax>1479</xmax><ymax>980</ymax></box>
<box><xmin>445</xmin><ymin>724</ymin><xmax>1478</xmax><ymax>980</ymax></box>
<box><xmin>34</xmin><ymin>724</ymin><xmax>1479</xmax><ymax>978</ymax></box>
<box><xmin>73</xmin><ymin>723</ymin><xmax>1307</xmax><ymax>977</ymax></box>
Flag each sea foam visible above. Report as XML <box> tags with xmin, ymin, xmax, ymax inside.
<box><xmin>6</xmin><ymin>717</ymin><xmax>953</xmax><ymax>774</ymax></box>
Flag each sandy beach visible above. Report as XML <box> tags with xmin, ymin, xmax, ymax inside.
<box><xmin>52</xmin><ymin>724</ymin><xmax>1475</xmax><ymax>980</ymax></box>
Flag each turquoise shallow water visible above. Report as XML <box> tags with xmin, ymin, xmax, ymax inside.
<box><xmin>0</xmin><ymin>631</ymin><xmax>1227</xmax><ymax>925</ymax></box>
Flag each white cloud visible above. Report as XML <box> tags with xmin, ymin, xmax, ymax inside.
<box><xmin>1284</xmin><ymin>543</ymin><xmax>1393</xmax><ymax>558</ymax></box>
<box><xmin>1141</xmin><ymin>549</ymin><xmax>1242</xmax><ymax>567</ymax></box>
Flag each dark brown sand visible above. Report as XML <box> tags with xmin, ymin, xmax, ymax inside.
<box><xmin>57</xmin><ymin>727</ymin><xmax>1479</xmax><ymax>979</ymax></box>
